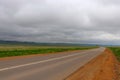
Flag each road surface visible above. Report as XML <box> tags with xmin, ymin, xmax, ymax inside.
<box><xmin>0</xmin><ymin>47</ymin><xmax>105</xmax><ymax>80</ymax></box>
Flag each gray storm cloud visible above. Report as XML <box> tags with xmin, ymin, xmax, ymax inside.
<box><xmin>0</xmin><ymin>0</ymin><xmax>120</xmax><ymax>44</ymax></box>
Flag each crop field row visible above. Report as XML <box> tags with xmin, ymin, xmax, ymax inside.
<box><xmin>0</xmin><ymin>46</ymin><xmax>96</xmax><ymax>58</ymax></box>
<box><xmin>109</xmin><ymin>47</ymin><xmax>120</xmax><ymax>61</ymax></box>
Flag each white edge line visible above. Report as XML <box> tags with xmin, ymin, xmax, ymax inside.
<box><xmin>0</xmin><ymin>52</ymin><xmax>87</xmax><ymax>72</ymax></box>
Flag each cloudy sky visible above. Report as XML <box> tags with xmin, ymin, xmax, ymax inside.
<box><xmin>0</xmin><ymin>0</ymin><xmax>120</xmax><ymax>44</ymax></box>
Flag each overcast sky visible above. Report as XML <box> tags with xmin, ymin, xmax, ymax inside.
<box><xmin>0</xmin><ymin>0</ymin><xmax>120</xmax><ymax>44</ymax></box>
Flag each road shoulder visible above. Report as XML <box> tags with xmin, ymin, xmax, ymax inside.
<box><xmin>0</xmin><ymin>50</ymin><xmax>82</xmax><ymax>61</ymax></box>
<box><xmin>66</xmin><ymin>49</ymin><xmax>119</xmax><ymax>80</ymax></box>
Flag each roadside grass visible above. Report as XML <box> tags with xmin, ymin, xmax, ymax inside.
<box><xmin>0</xmin><ymin>45</ymin><xmax>96</xmax><ymax>58</ymax></box>
<box><xmin>109</xmin><ymin>47</ymin><xmax>120</xmax><ymax>61</ymax></box>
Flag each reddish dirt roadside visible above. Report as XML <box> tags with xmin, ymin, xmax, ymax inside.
<box><xmin>66</xmin><ymin>49</ymin><xmax>120</xmax><ymax>80</ymax></box>
<box><xmin>0</xmin><ymin>50</ymin><xmax>83</xmax><ymax>61</ymax></box>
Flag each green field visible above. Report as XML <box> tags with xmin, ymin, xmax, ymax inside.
<box><xmin>0</xmin><ymin>45</ymin><xmax>96</xmax><ymax>58</ymax></box>
<box><xmin>109</xmin><ymin>47</ymin><xmax>120</xmax><ymax>61</ymax></box>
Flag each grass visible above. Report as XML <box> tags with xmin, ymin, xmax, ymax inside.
<box><xmin>0</xmin><ymin>45</ymin><xmax>96</xmax><ymax>58</ymax></box>
<box><xmin>109</xmin><ymin>47</ymin><xmax>120</xmax><ymax>61</ymax></box>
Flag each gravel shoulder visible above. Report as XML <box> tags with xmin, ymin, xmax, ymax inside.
<box><xmin>66</xmin><ymin>49</ymin><xmax>120</xmax><ymax>80</ymax></box>
<box><xmin>0</xmin><ymin>50</ymin><xmax>82</xmax><ymax>61</ymax></box>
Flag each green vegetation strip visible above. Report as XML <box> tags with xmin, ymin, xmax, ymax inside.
<box><xmin>109</xmin><ymin>47</ymin><xmax>120</xmax><ymax>61</ymax></box>
<box><xmin>0</xmin><ymin>47</ymin><xmax>96</xmax><ymax>58</ymax></box>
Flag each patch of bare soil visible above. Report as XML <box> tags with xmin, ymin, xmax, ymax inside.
<box><xmin>66</xmin><ymin>49</ymin><xmax>120</xmax><ymax>80</ymax></box>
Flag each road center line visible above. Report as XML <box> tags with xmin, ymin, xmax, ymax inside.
<box><xmin>0</xmin><ymin>51</ymin><xmax>88</xmax><ymax>72</ymax></box>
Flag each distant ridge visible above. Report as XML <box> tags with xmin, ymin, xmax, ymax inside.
<box><xmin>0</xmin><ymin>40</ymin><xmax>97</xmax><ymax>46</ymax></box>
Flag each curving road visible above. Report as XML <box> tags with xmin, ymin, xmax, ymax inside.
<box><xmin>0</xmin><ymin>47</ymin><xmax>105</xmax><ymax>80</ymax></box>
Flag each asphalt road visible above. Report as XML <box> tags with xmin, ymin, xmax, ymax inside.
<box><xmin>0</xmin><ymin>47</ymin><xmax>105</xmax><ymax>80</ymax></box>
